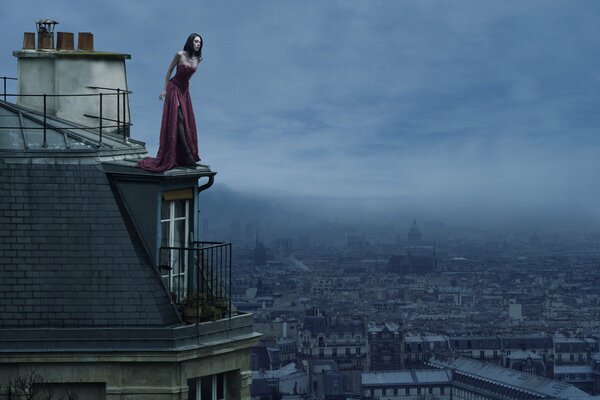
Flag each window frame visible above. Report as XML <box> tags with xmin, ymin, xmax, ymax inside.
<box><xmin>160</xmin><ymin>198</ymin><xmax>191</xmax><ymax>297</ymax></box>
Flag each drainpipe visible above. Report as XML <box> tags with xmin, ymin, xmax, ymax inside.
<box><xmin>198</xmin><ymin>174</ymin><xmax>215</xmax><ymax>194</ymax></box>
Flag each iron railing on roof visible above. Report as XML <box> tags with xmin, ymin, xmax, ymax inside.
<box><xmin>1</xmin><ymin>76</ymin><xmax>17</xmax><ymax>101</ymax></box>
<box><xmin>159</xmin><ymin>241</ymin><xmax>232</xmax><ymax>324</ymax></box>
<box><xmin>0</xmin><ymin>76</ymin><xmax>132</xmax><ymax>148</ymax></box>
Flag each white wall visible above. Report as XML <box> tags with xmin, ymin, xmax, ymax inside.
<box><xmin>15</xmin><ymin>51</ymin><xmax>129</xmax><ymax>132</ymax></box>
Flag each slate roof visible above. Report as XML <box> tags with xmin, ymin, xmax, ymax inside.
<box><xmin>303</xmin><ymin>316</ymin><xmax>365</xmax><ymax>338</ymax></box>
<box><xmin>368</xmin><ymin>321</ymin><xmax>401</xmax><ymax>333</ymax></box>
<box><xmin>252</xmin><ymin>363</ymin><xmax>303</xmax><ymax>380</ymax></box>
<box><xmin>554</xmin><ymin>336</ymin><xmax>596</xmax><ymax>352</ymax></box>
<box><xmin>554</xmin><ymin>365</ymin><xmax>593</xmax><ymax>375</ymax></box>
<box><xmin>362</xmin><ymin>370</ymin><xmax>452</xmax><ymax>386</ymax></box>
<box><xmin>450</xmin><ymin>336</ymin><xmax>501</xmax><ymax>350</ymax></box>
<box><xmin>506</xmin><ymin>350</ymin><xmax>543</xmax><ymax>361</ymax></box>
<box><xmin>303</xmin><ymin>316</ymin><xmax>327</xmax><ymax>333</ymax></box>
<box><xmin>0</xmin><ymin>100</ymin><xmax>145</xmax><ymax>155</ymax></box>
<box><xmin>429</xmin><ymin>356</ymin><xmax>590</xmax><ymax>399</ymax></box>
<box><xmin>501</xmin><ymin>334</ymin><xmax>553</xmax><ymax>349</ymax></box>
<box><xmin>0</xmin><ymin>160</ymin><xmax>180</xmax><ymax>328</ymax></box>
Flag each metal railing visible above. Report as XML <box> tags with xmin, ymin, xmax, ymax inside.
<box><xmin>1</xmin><ymin>76</ymin><xmax>17</xmax><ymax>101</ymax></box>
<box><xmin>0</xmin><ymin>76</ymin><xmax>132</xmax><ymax>148</ymax></box>
<box><xmin>159</xmin><ymin>241</ymin><xmax>232</xmax><ymax>324</ymax></box>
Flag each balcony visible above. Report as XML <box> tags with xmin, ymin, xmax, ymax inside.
<box><xmin>159</xmin><ymin>241</ymin><xmax>233</xmax><ymax>324</ymax></box>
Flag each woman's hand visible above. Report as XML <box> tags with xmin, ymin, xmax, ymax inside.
<box><xmin>159</xmin><ymin>91</ymin><xmax>166</xmax><ymax>101</ymax></box>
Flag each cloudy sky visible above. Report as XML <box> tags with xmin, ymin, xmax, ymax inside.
<box><xmin>1</xmin><ymin>1</ymin><xmax>599</xmax><ymax>229</ymax></box>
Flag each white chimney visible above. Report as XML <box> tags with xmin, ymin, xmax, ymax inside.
<box><xmin>13</xmin><ymin>21</ymin><xmax>131</xmax><ymax>133</ymax></box>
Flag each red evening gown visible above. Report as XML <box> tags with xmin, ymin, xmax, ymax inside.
<box><xmin>137</xmin><ymin>64</ymin><xmax>200</xmax><ymax>172</ymax></box>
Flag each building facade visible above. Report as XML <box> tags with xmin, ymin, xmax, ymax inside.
<box><xmin>368</xmin><ymin>322</ymin><xmax>403</xmax><ymax>371</ymax></box>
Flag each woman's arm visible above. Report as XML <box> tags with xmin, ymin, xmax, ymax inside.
<box><xmin>159</xmin><ymin>52</ymin><xmax>181</xmax><ymax>100</ymax></box>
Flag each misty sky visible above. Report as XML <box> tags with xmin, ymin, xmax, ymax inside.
<box><xmin>1</xmin><ymin>1</ymin><xmax>599</xmax><ymax>228</ymax></box>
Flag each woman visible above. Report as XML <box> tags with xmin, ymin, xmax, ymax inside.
<box><xmin>138</xmin><ymin>33</ymin><xmax>203</xmax><ymax>171</ymax></box>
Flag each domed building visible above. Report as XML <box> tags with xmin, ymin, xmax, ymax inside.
<box><xmin>407</xmin><ymin>219</ymin><xmax>422</xmax><ymax>243</ymax></box>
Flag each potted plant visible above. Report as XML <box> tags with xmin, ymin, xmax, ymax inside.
<box><xmin>214</xmin><ymin>298</ymin><xmax>230</xmax><ymax>318</ymax></box>
<box><xmin>199</xmin><ymin>304</ymin><xmax>220</xmax><ymax>322</ymax></box>
<box><xmin>200</xmin><ymin>298</ymin><xmax>230</xmax><ymax>322</ymax></box>
<box><xmin>182</xmin><ymin>294</ymin><xmax>204</xmax><ymax>323</ymax></box>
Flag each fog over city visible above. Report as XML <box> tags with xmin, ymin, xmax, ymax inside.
<box><xmin>2</xmin><ymin>1</ymin><xmax>599</xmax><ymax>233</ymax></box>
<box><xmin>202</xmin><ymin>183</ymin><xmax>598</xmax><ymax>235</ymax></box>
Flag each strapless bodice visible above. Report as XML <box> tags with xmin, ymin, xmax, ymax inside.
<box><xmin>170</xmin><ymin>64</ymin><xmax>196</xmax><ymax>91</ymax></box>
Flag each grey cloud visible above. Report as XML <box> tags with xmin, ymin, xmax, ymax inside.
<box><xmin>1</xmin><ymin>1</ymin><xmax>599</xmax><ymax>229</ymax></box>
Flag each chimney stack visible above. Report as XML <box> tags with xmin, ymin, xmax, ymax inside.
<box><xmin>14</xmin><ymin>20</ymin><xmax>131</xmax><ymax>128</ymax></box>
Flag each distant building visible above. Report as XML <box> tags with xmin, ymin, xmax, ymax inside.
<box><xmin>428</xmin><ymin>356</ymin><xmax>591</xmax><ymax>400</ymax></box>
<box><xmin>553</xmin><ymin>336</ymin><xmax>596</xmax><ymax>365</ymax></box>
<box><xmin>254</xmin><ymin>235</ymin><xmax>268</xmax><ymax>266</ymax></box>
<box><xmin>274</xmin><ymin>237</ymin><xmax>294</xmax><ymax>259</ymax></box>
<box><xmin>448</xmin><ymin>336</ymin><xmax>502</xmax><ymax>362</ymax></box>
<box><xmin>362</xmin><ymin>370</ymin><xmax>452</xmax><ymax>399</ymax></box>
<box><xmin>504</xmin><ymin>350</ymin><xmax>547</xmax><ymax>376</ymax></box>
<box><xmin>254</xmin><ymin>317</ymin><xmax>300</xmax><ymax>343</ymax></box>
<box><xmin>300</xmin><ymin>313</ymin><xmax>367</xmax><ymax>395</ymax></box>
<box><xmin>508</xmin><ymin>300</ymin><xmax>524</xmax><ymax>322</ymax></box>
<box><xmin>309</xmin><ymin>360</ymin><xmax>345</xmax><ymax>399</ymax></box>
<box><xmin>554</xmin><ymin>364</ymin><xmax>595</xmax><ymax>394</ymax></box>
<box><xmin>252</xmin><ymin>362</ymin><xmax>309</xmax><ymax>399</ymax></box>
<box><xmin>367</xmin><ymin>322</ymin><xmax>403</xmax><ymax>371</ymax></box>
<box><xmin>404</xmin><ymin>335</ymin><xmax>449</xmax><ymax>369</ymax></box>
<box><xmin>407</xmin><ymin>219</ymin><xmax>422</xmax><ymax>243</ymax></box>
<box><xmin>387</xmin><ymin>246</ymin><xmax>436</xmax><ymax>274</ymax></box>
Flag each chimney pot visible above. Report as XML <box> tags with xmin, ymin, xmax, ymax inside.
<box><xmin>57</xmin><ymin>32</ymin><xmax>74</xmax><ymax>50</ymax></box>
<box><xmin>35</xmin><ymin>19</ymin><xmax>58</xmax><ymax>50</ymax></box>
<box><xmin>23</xmin><ymin>32</ymin><xmax>35</xmax><ymax>50</ymax></box>
<box><xmin>37</xmin><ymin>32</ymin><xmax>54</xmax><ymax>50</ymax></box>
<box><xmin>77</xmin><ymin>32</ymin><xmax>94</xmax><ymax>51</ymax></box>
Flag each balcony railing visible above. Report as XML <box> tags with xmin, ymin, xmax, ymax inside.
<box><xmin>0</xmin><ymin>75</ymin><xmax>132</xmax><ymax>147</ymax></box>
<box><xmin>159</xmin><ymin>241</ymin><xmax>232</xmax><ymax>324</ymax></box>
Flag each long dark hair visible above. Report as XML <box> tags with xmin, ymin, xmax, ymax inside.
<box><xmin>183</xmin><ymin>33</ymin><xmax>203</xmax><ymax>59</ymax></box>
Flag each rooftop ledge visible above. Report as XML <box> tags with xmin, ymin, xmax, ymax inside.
<box><xmin>103</xmin><ymin>159</ymin><xmax>216</xmax><ymax>180</ymax></box>
<box><xmin>13</xmin><ymin>50</ymin><xmax>131</xmax><ymax>60</ymax></box>
<box><xmin>0</xmin><ymin>311</ymin><xmax>257</xmax><ymax>354</ymax></box>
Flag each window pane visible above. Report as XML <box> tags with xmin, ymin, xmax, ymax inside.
<box><xmin>161</xmin><ymin>221</ymin><xmax>170</xmax><ymax>247</ymax></box>
<box><xmin>176</xmin><ymin>274</ymin><xmax>186</xmax><ymax>295</ymax></box>
<box><xmin>159</xmin><ymin>199</ymin><xmax>190</xmax><ymax>304</ymax></box>
<box><xmin>172</xmin><ymin>277</ymin><xmax>181</xmax><ymax>301</ymax></box>
<box><xmin>172</xmin><ymin>249</ymin><xmax>181</xmax><ymax>274</ymax></box>
<box><xmin>174</xmin><ymin>200</ymin><xmax>186</xmax><ymax>218</ymax></box>
<box><xmin>187</xmin><ymin>378</ymin><xmax>197</xmax><ymax>400</ymax></box>
<box><xmin>174</xmin><ymin>220</ymin><xmax>185</xmax><ymax>246</ymax></box>
<box><xmin>216</xmin><ymin>373</ymin><xmax>224</xmax><ymax>399</ymax></box>
<box><xmin>200</xmin><ymin>375</ymin><xmax>212</xmax><ymax>400</ymax></box>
